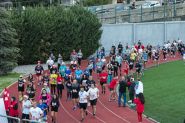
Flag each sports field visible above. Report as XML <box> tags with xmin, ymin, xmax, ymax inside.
<box><xmin>142</xmin><ymin>60</ymin><xmax>185</xmax><ymax>123</ymax></box>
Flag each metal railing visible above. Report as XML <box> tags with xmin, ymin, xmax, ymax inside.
<box><xmin>0</xmin><ymin>114</ymin><xmax>45</xmax><ymax>123</ymax></box>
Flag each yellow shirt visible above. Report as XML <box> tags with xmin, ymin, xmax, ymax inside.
<box><xmin>130</xmin><ymin>53</ymin><xmax>137</xmax><ymax>61</ymax></box>
<box><xmin>50</xmin><ymin>74</ymin><xmax>58</xmax><ymax>85</ymax></box>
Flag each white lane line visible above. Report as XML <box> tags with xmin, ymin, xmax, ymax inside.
<box><xmin>86</xmin><ymin>110</ymin><xmax>106</xmax><ymax>123</ymax></box>
<box><xmin>98</xmin><ymin>99</ymin><xmax>131</xmax><ymax>123</ymax></box>
<box><xmin>59</xmin><ymin>100</ymin><xmax>80</xmax><ymax>123</ymax></box>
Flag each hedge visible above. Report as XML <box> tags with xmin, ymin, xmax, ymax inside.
<box><xmin>11</xmin><ymin>6</ymin><xmax>102</xmax><ymax>64</ymax></box>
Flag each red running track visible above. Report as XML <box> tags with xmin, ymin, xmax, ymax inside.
<box><xmin>1</xmin><ymin>53</ymin><xmax>182</xmax><ymax>123</ymax></box>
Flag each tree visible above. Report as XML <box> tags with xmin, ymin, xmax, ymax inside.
<box><xmin>0</xmin><ymin>8</ymin><xmax>19</xmax><ymax>75</ymax></box>
<box><xmin>11</xmin><ymin>6</ymin><xmax>102</xmax><ymax>64</ymax></box>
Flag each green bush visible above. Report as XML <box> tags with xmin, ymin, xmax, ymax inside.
<box><xmin>81</xmin><ymin>0</ymin><xmax>112</xmax><ymax>6</ymax></box>
<box><xmin>0</xmin><ymin>8</ymin><xmax>20</xmax><ymax>75</ymax></box>
<box><xmin>11</xmin><ymin>6</ymin><xmax>102</xmax><ymax>64</ymax></box>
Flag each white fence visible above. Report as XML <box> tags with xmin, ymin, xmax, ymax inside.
<box><xmin>100</xmin><ymin>21</ymin><xmax>185</xmax><ymax>50</ymax></box>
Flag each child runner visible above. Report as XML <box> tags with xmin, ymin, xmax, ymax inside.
<box><xmin>87</xmin><ymin>83</ymin><xmax>99</xmax><ymax>116</ymax></box>
<box><xmin>79</xmin><ymin>85</ymin><xmax>89</xmax><ymax>122</ymax></box>
<box><xmin>50</xmin><ymin>94</ymin><xmax>60</xmax><ymax>123</ymax></box>
<box><xmin>134</xmin><ymin>93</ymin><xmax>145</xmax><ymax>123</ymax></box>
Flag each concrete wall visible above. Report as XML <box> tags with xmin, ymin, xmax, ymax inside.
<box><xmin>100</xmin><ymin>21</ymin><xmax>185</xmax><ymax>51</ymax></box>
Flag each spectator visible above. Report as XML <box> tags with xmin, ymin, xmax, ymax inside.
<box><xmin>9</xmin><ymin>97</ymin><xmax>18</xmax><ymax>123</ymax></box>
<box><xmin>118</xmin><ymin>76</ymin><xmax>127</xmax><ymax>107</ymax></box>
<box><xmin>22</xmin><ymin>95</ymin><xmax>31</xmax><ymax>121</ymax></box>
<box><xmin>135</xmin><ymin>78</ymin><xmax>143</xmax><ymax>96</ymax></box>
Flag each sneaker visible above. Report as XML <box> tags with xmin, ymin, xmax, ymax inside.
<box><xmin>72</xmin><ymin>106</ymin><xmax>77</xmax><ymax>111</ymax></box>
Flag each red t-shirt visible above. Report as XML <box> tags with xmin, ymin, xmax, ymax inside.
<box><xmin>109</xmin><ymin>79</ymin><xmax>117</xmax><ymax>89</ymax></box>
<box><xmin>134</xmin><ymin>98</ymin><xmax>144</xmax><ymax>113</ymax></box>
<box><xmin>57</xmin><ymin>76</ymin><xmax>63</xmax><ymax>84</ymax></box>
<box><xmin>99</xmin><ymin>72</ymin><xmax>108</xmax><ymax>83</ymax></box>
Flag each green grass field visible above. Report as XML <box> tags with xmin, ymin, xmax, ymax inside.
<box><xmin>0</xmin><ymin>73</ymin><xmax>20</xmax><ymax>92</ymax></box>
<box><xmin>142</xmin><ymin>60</ymin><xmax>185</xmax><ymax>123</ymax></box>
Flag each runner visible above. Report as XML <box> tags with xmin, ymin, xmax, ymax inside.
<box><xmin>115</xmin><ymin>53</ymin><xmax>123</xmax><ymax>76</ymax></box>
<box><xmin>77</xmin><ymin>49</ymin><xmax>83</xmax><ymax>66</ymax></box>
<box><xmin>81</xmin><ymin>74</ymin><xmax>89</xmax><ymax>91</ymax></box>
<box><xmin>66</xmin><ymin>77</ymin><xmax>72</xmax><ymax>101</ymax></box>
<box><xmin>96</xmin><ymin>59</ymin><xmax>103</xmax><ymax>78</ymax></box>
<box><xmin>29</xmin><ymin>101</ymin><xmax>43</xmax><ymax>122</ymax></box>
<box><xmin>50</xmin><ymin>94</ymin><xmax>60</xmax><ymax>123</ymax></box>
<box><xmin>87</xmin><ymin>83</ymin><xmax>99</xmax><ymax>116</ymax></box>
<box><xmin>109</xmin><ymin>76</ymin><xmax>118</xmax><ymax>102</ymax></box>
<box><xmin>42</xmin><ymin>72</ymin><xmax>50</xmax><ymax>86</ymax></box>
<box><xmin>22</xmin><ymin>95</ymin><xmax>31</xmax><ymax>121</ymax></box>
<box><xmin>111</xmin><ymin>58</ymin><xmax>119</xmax><ymax>77</ymax></box>
<box><xmin>18</xmin><ymin>75</ymin><xmax>26</xmax><ymax>102</ymax></box>
<box><xmin>28</xmin><ymin>73</ymin><xmax>34</xmax><ymax>83</ymax></box>
<box><xmin>134</xmin><ymin>93</ymin><xmax>145</xmax><ymax>123</ymax></box>
<box><xmin>142</xmin><ymin>49</ymin><xmax>148</xmax><ymax>69</ymax></box>
<box><xmin>46</xmin><ymin>57</ymin><xmax>54</xmax><ymax>73</ymax></box>
<box><xmin>57</xmin><ymin>53</ymin><xmax>63</xmax><ymax>70</ymax></box>
<box><xmin>39</xmin><ymin>89</ymin><xmax>51</xmax><ymax>111</ymax></box>
<box><xmin>75</xmin><ymin>66</ymin><xmax>83</xmax><ymax>84</ymax></box>
<box><xmin>59</xmin><ymin>62</ymin><xmax>67</xmax><ymax>77</ymax></box>
<box><xmin>35</xmin><ymin>61</ymin><xmax>44</xmax><ymax>86</ymax></box>
<box><xmin>37</xmin><ymin>99</ymin><xmax>48</xmax><ymax>121</ymax></box>
<box><xmin>99</xmin><ymin>70</ymin><xmax>108</xmax><ymax>94</ymax></box>
<box><xmin>107</xmin><ymin>61</ymin><xmax>113</xmax><ymax>84</ymax></box>
<box><xmin>79</xmin><ymin>85</ymin><xmax>89</xmax><ymax>122</ymax></box>
<box><xmin>71</xmin><ymin>79</ymin><xmax>80</xmax><ymax>110</ymax></box>
<box><xmin>56</xmin><ymin>74</ymin><xmax>64</xmax><ymax>98</ymax></box>
<box><xmin>50</xmin><ymin>70</ymin><xmax>58</xmax><ymax>94</ymax></box>
<box><xmin>118</xmin><ymin>42</ymin><xmax>123</xmax><ymax>54</ymax></box>
<box><xmin>26</xmin><ymin>82</ymin><xmax>35</xmax><ymax>101</ymax></box>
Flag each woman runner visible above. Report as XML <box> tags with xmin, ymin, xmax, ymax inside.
<box><xmin>50</xmin><ymin>94</ymin><xmax>60</xmax><ymax>123</ymax></box>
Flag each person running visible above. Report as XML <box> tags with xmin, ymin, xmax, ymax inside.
<box><xmin>42</xmin><ymin>83</ymin><xmax>51</xmax><ymax>94</ymax></box>
<box><xmin>39</xmin><ymin>89</ymin><xmax>51</xmax><ymax>110</ymax></box>
<box><xmin>122</xmin><ymin>60</ymin><xmax>129</xmax><ymax>76</ymax></box>
<box><xmin>118</xmin><ymin>76</ymin><xmax>127</xmax><ymax>107</ymax></box>
<box><xmin>8</xmin><ymin>97</ymin><xmax>18</xmax><ymax>123</ymax></box>
<box><xmin>18</xmin><ymin>75</ymin><xmax>26</xmax><ymax>102</ymax></box>
<box><xmin>118</xmin><ymin>42</ymin><xmax>123</xmax><ymax>54</ymax></box>
<box><xmin>77</xmin><ymin>49</ymin><xmax>83</xmax><ymax>66</ymax></box>
<box><xmin>37</xmin><ymin>99</ymin><xmax>48</xmax><ymax>121</ymax></box>
<box><xmin>56</xmin><ymin>74</ymin><xmax>64</xmax><ymax>98</ymax></box>
<box><xmin>50</xmin><ymin>70</ymin><xmax>58</xmax><ymax>94</ymax></box>
<box><xmin>99</xmin><ymin>70</ymin><xmax>108</xmax><ymax>94</ymax></box>
<box><xmin>71</xmin><ymin>79</ymin><xmax>80</xmax><ymax>110</ymax></box>
<box><xmin>107</xmin><ymin>61</ymin><xmax>113</xmax><ymax>84</ymax></box>
<box><xmin>59</xmin><ymin>62</ymin><xmax>67</xmax><ymax>78</ymax></box>
<box><xmin>70</xmin><ymin>60</ymin><xmax>78</xmax><ymax>73</ymax></box>
<box><xmin>42</xmin><ymin>72</ymin><xmax>50</xmax><ymax>86</ymax></box>
<box><xmin>22</xmin><ymin>95</ymin><xmax>31</xmax><ymax>121</ymax></box>
<box><xmin>81</xmin><ymin>74</ymin><xmax>89</xmax><ymax>92</ymax></box>
<box><xmin>29</xmin><ymin>101</ymin><xmax>43</xmax><ymax>122</ymax></box>
<box><xmin>86</xmin><ymin>76</ymin><xmax>96</xmax><ymax>90</ymax></box>
<box><xmin>57</xmin><ymin>53</ymin><xmax>63</xmax><ymax>70</ymax></box>
<box><xmin>115</xmin><ymin>54</ymin><xmax>123</xmax><ymax>76</ymax></box>
<box><xmin>75</xmin><ymin>66</ymin><xmax>83</xmax><ymax>84</ymax></box>
<box><xmin>26</xmin><ymin>82</ymin><xmax>35</xmax><ymax>101</ymax></box>
<box><xmin>162</xmin><ymin>46</ymin><xmax>168</xmax><ymax>60</ymax></box>
<box><xmin>50</xmin><ymin>94</ymin><xmax>60</xmax><ymax>123</ymax></box>
<box><xmin>109</xmin><ymin>76</ymin><xmax>118</xmax><ymax>102</ymax></box>
<box><xmin>134</xmin><ymin>93</ymin><xmax>145</xmax><ymax>123</ymax></box>
<box><xmin>79</xmin><ymin>85</ymin><xmax>89</xmax><ymax>122</ymax></box>
<box><xmin>46</xmin><ymin>57</ymin><xmax>54</xmax><ymax>73</ymax></box>
<box><xmin>135</xmin><ymin>59</ymin><xmax>142</xmax><ymax>78</ymax></box>
<box><xmin>111</xmin><ymin>58</ymin><xmax>119</xmax><ymax>77</ymax></box>
<box><xmin>142</xmin><ymin>49</ymin><xmax>148</xmax><ymax>69</ymax></box>
<box><xmin>66</xmin><ymin>78</ymin><xmax>72</xmax><ymax>101</ymax></box>
<box><xmin>71</xmin><ymin>49</ymin><xmax>78</xmax><ymax>61</ymax></box>
<box><xmin>35</xmin><ymin>61</ymin><xmax>44</xmax><ymax>86</ymax></box>
<box><xmin>96</xmin><ymin>59</ymin><xmax>103</xmax><ymax>78</ymax></box>
<box><xmin>87</xmin><ymin>61</ymin><xmax>93</xmax><ymax>76</ymax></box>
<box><xmin>28</xmin><ymin>73</ymin><xmax>34</xmax><ymax>83</ymax></box>
<box><xmin>87</xmin><ymin>83</ymin><xmax>99</xmax><ymax>116</ymax></box>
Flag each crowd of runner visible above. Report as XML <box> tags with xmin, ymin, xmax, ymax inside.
<box><xmin>4</xmin><ymin>39</ymin><xmax>185</xmax><ymax>123</ymax></box>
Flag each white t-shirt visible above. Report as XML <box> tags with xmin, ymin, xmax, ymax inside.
<box><xmin>79</xmin><ymin>91</ymin><xmax>89</xmax><ymax>103</ymax></box>
<box><xmin>46</xmin><ymin>59</ymin><xmax>54</xmax><ymax>66</ymax></box>
<box><xmin>22</xmin><ymin>100</ymin><xmax>32</xmax><ymax>114</ymax></box>
<box><xmin>88</xmin><ymin>88</ymin><xmax>99</xmax><ymax>100</ymax></box>
<box><xmin>135</xmin><ymin>81</ymin><xmax>143</xmax><ymax>95</ymax></box>
<box><xmin>29</xmin><ymin>107</ymin><xmax>43</xmax><ymax>120</ymax></box>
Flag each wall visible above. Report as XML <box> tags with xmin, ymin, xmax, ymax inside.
<box><xmin>100</xmin><ymin>21</ymin><xmax>185</xmax><ymax>51</ymax></box>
